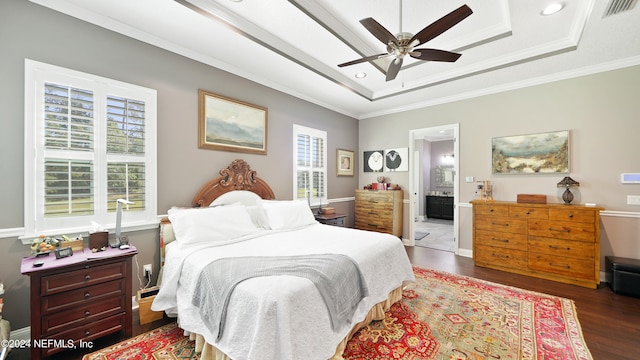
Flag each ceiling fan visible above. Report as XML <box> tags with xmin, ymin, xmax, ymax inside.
<box><xmin>338</xmin><ymin>2</ymin><xmax>473</xmax><ymax>81</ymax></box>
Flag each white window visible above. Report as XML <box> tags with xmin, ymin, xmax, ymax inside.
<box><xmin>293</xmin><ymin>125</ymin><xmax>327</xmax><ymax>206</ymax></box>
<box><xmin>24</xmin><ymin>59</ymin><xmax>157</xmax><ymax>238</ymax></box>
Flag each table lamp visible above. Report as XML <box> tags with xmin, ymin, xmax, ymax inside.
<box><xmin>111</xmin><ymin>198</ymin><xmax>134</xmax><ymax>248</ymax></box>
<box><xmin>557</xmin><ymin>176</ymin><xmax>579</xmax><ymax>204</ymax></box>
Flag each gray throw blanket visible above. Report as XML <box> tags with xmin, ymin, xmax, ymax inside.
<box><xmin>192</xmin><ymin>254</ymin><xmax>369</xmax><ymax>340</ymax></box>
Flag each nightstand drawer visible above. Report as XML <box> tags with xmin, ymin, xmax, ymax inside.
<box><xmin>41</xmin><ymin>261</ymin><xmax>126</xmax><ymax>295</ymax></box>
<box><xmin>42</xmin><ymin>279</ymin><xmax>126</xmax><ymax>313</ymax></box>
<box><xmin>40</xmin><ymin>314</ymin><xmax>126</xmax><ymax>358</ymax></box>
<box><xmin>42</xmin><ymin>295</ymin><xmax>125</xmax><ymax>335</ymax></box>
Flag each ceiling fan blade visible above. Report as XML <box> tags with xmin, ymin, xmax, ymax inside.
<box><xmin>360</xmin><ymin>17</ymin><xmax>399</xmax><ymax>46</ymax></box>
<box><xmin>410</xmin><ymin>48</ymin><xmax>461</xmax><ymax>62</ymax></box>
<box><xmin>409</xmin><ymin>5</ymin><xmax>473</xmax><ymax>47</ymax></box>
<box><xmin>385</xmin><ymin>58</ymin><xmax>403</xmax><ymax>81</ymax></box>
<box><xmin>338</xmin><ymin>53</ymin><xmax>391</xmax><ymax>67</ymax></box>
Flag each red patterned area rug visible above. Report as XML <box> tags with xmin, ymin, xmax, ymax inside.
<box><xmin>343</xmin><ymin>266</ymin><xmax>592</xmax><ymax>360</ymax></box>
<box><xmin>82</xmin><ymin>322</ymin><xmax>197</xmax><ymax>360</ymax></box>
<box><xmin>83</xmin><ymin>267</ymin><xmax>592</xmax><ymax>360</ymax></box>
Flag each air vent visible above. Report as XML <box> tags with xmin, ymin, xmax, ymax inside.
<box><xmin>603</xmin><ymin>0</ymin><xmax>637</xmax><ymax>17</ymax></box>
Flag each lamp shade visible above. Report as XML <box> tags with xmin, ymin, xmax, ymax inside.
<box><xmin>557</xmin><ymin>176</ymin><xmax>579</xmax><ymax>188</ymax></box>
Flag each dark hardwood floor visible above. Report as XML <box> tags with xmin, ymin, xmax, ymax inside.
<box><xmin>9</xmin><ymin>246</ymin><xmax>640</xmax><ymax>359</ymax></box>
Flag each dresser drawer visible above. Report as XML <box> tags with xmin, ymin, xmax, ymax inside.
<box><xmin>528</xmin><ymin>236</ymin><xmax>595</xmax><ymax>259</ymax></box>
<box><xmin>528</xmin><ymin>220</ymin><xmax>595</xmax><ymax>242</ymax></box>
<box><xmin>475</xmin><ymin>245</ymin><xmax>527</xmax><ymax>269</ymax></box>
<box><xmin>475</xmin><ymin>229</ymin><xmax>527</xmax><ymax>250</ymax></box>
<box><xmin>549</xmin><ymin>208</ymin><xmax>596</xmax><ymax>223</ymax></box>
<box><xmin>509</xmin><ymin>206</ymin><xmax>548</xmax><ymax>219</ymax></box>
<box><xmin>40</xmin><ymin>313</ymin><xmax>126</xmax><ymax>358</ymax></box>
<box><xmin>42</xmin><ymin>279</ymin><xmax>126</xmax><ymax>313</ymax></box>
<box><xmin>474</xmin><ymin>204</ymin><xmax>509</xmax><ymax>217</ymax></box>
<box><xmin>356</xmin><ymin>191</ymin><xmax>394</xmax><ymax>203</ymax></box>
<box><xmin>355</xmin><ymin>218</ymin><xmax>391</xmax><ymax>233</ymax></box>
<box><xmin>355</xmin><ymin>205</ymin><xmax>394</xmax><ymax>218</ymax></box>
<box><xmin>475</xmin><ymin>215</ymin><xmax>527</xmax><ymax>233</ymax></box>
<box><xmin>528</xmin><ymin>254</ymin><xmax>594</xmax><ymax>279</ymax></box>
<box><xmin>42</xmin><ymin>295</ymin><xmax>125</xmax><ymax>335</ymax></box>
<box><xmin>41</xmin><ymin>261</ymin><xmax>126</xmax><ymax>295</ymax></box>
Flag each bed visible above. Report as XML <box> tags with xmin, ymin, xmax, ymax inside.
<box><xmin>152</xmin><ymin>159</ymin><xmax>415</xmax><ymax>360</ymax></box>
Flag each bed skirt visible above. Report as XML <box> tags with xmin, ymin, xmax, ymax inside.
<box><xmin>184</xmin><ymin>286</ymin><xmax>404</xmax><ymax>360</ymax></box>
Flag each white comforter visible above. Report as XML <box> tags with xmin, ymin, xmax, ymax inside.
<box><xmin>152</xmin><ymin>223</ymin><xmax>414</xmax><ymax>360</ymax></box>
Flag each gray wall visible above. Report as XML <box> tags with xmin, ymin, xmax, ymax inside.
<box><xmin>360</xmin><ymin>65</ymin><xmax>640</xmax><ymax>258</ymax></box>
<box><xmin>0</xmin><ymin>0</ymin><xmax>358</xmax><ymax>329</ymax></box>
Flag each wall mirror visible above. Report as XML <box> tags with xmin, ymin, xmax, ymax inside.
<box><xmin>435</xmin><ymin>166</ymin><xmax>454</xmax><ymax>187</ymax></box>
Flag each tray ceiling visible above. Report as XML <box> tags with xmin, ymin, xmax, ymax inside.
<box><xmin>31</xmin><ymin>0</ymin><xmax>640</xmax><ymax>118</ymax></box>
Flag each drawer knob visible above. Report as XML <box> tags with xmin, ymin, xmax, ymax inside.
<box><xmin>85</xmin><ymin>330</ymin><xmax>90</xmax><ymax>336</ymax></box>
<box><xmin>84</xmin><ymin>292</ymin><xmax>91</xmax><ymax>298</ymax></box>
<box><xmin>85</xmin><ymin>310</ymin><xmax>91</xmax><ymax>317</ymax></box>
<box><xmin>568</xmin><ymin>213</ymin><xmax>574</xmax><ymax>218</ymax></box>
<box><xmin>85</xmin><ymin>274</ymin><xmax>91</xmax><ymax>281</ymax></box>
<box><xmin>525</xmin><ymin>211</ymin><xmax>530</xmax><ymax>215</ymax></box>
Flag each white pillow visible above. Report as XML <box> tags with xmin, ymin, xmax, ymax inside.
<box><xmin>209</xmin><ymin>191</ymin><xmax>269</xmax><ymax>228</ymax></box>
<box><xmin>260</xmin><ymin>199</ymin><xmax>317</xmax><ymax>230</ymax></box>
<box><xmin>210</xmin><ymin>190</ymin><xmax>261</xmax><ymax>206</ymax></box>
<box><xmin>168</xmin><ymin>204</ymin><xmax>260</xmax><ymax>245</ymax></box>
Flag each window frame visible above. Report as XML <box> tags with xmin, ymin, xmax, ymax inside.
<box><xmin>24</xmin><ymin>59</ymin><xmax>157</xmax><ymax>239</ymax></box>
<box><xmin>292</xmin><ymin>124</ymin><xmax>327</xmax><ymax>206</ymax></box>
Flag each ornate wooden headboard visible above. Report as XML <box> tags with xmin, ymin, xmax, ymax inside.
<box><xmin>191</xmin><ymin>159</ymin><xmax>276</xmax><ymax>207</ymax></box>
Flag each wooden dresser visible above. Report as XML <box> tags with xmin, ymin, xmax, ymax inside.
<box><xmin>22</xmin><ymin>247</ymin><xmax>137</xmax><ymax>359</ymax></box>
<box><xmin>471</xmin><ymin>201</ymin><xmax>603</xmax><ymax>288</ymax></box>
<box><xmin>355</xmin><ymin>189</ymin><xmax>403</xmax><ymax>237</ymax></box>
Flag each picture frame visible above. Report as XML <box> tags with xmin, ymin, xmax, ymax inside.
<box><xmin>198</xmin><ymin>89</ymin><xmax>267</xmax><ymax>154</ymax></box>
<box><xmin>492</xmin><ymin>130</ymin><xmax>569</xmax><ymax>174</ymax></box>
<box><xmin>363</xmin><ymin>150</ymin><xmax>384</xmax><ymax>172</ymax></box>
<box><xmin>384</xmin><ymin>147</ymin><xmax>408</xmax><ymax>172</ymax></box>
<box><xmin>336</xmin><ymin>149</ymin><xmax>354</xmax><ymax>176</ymax></box>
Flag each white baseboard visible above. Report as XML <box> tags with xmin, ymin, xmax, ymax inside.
<box><xmin>10</xmin><ymin>325</ymin><xmax>29</xmax><ymax>341</ymax></box>
<box><xmin>457</xmin><ymin>249</ymin><xmax>473</xmax><ymax>258</ymax></box>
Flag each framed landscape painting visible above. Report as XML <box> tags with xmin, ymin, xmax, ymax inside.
<box><xmin>492</xmin><ymin>130</ymin><xmax>569</xmax><ymax>174</ymax></box>
<box><xmin>198</xmin><ymin>89</ymin><xmax>267</xmax><ymax>154</ymax></box>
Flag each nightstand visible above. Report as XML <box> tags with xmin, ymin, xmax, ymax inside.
<box><xmin>21</xmin><ymin>246</ymin><xmax>137</xmax><ymax>360</ymax></box>
<box><xmin>315</xmin><ymin>213</ymin><xmax>347</xmax><ymax>227</ymax></box>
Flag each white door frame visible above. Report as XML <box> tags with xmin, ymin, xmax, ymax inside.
<box><xmin>408</xmin><ymin>124</ymin><xmax>459</xmax><ymax>253</ymax></box>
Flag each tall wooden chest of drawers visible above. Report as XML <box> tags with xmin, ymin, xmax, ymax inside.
<box><xmin>355</xmin><ymin>189</ymin><xmax>403</xmax><ymax>237</ymax></box>
<box><xmin>22</xmin><ymin>247</ymin><xmax>137</xmax><ymax>359</ymax></box>
<box><xmin>471</xmin><ymin>201</ymin><xmax>603</xmax><ymax>288</ymax></box>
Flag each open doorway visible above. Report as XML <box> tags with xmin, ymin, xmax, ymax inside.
<box><xmin>408</xmin><ymin>124</ymin><xmax>459</xmax><ymax>254</ymax></box>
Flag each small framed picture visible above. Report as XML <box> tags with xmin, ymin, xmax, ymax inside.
<box><xmin>336</xmin><ymin>148</ymin><xmax>355</xmax><ymax>176</ymax></box>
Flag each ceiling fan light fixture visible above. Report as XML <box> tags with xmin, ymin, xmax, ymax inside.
<box><xmin>355</xmin><ymin>72</ymin><xmax>367</xmax><ymax>79</ymax></box>
<box><xmin>541</xmin><ymin>3</ymin><xmax>565</xmax><ymax>16</ymax></box>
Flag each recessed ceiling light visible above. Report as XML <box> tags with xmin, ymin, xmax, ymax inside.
<box><xmin>229</xmin><ymin>0</ymin><xmax>243</xmax><ymax>2</ymax></box>
<box><xmin>355</xmin><ymin>72</ymin><xmax>367</xmax><ymax>79</ymax></box>
<box><xmin>541</xmin><ymin>3</ymin><xmax>564</xmax><ymax>15</ymax></box>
